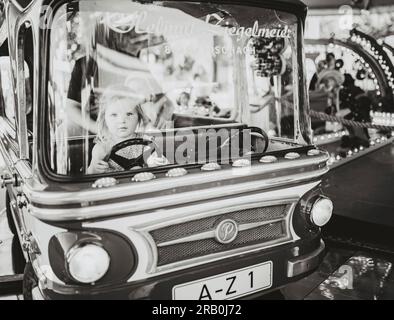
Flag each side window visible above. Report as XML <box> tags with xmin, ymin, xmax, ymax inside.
<box><xmin>20</xmin><ymin>25</ymin><xmax>34</xmax><ymax>132</ymax></box>
<box><xmin>0</xmin><ymin>56</ymin><xmax>16</xmax><ymax>126</ymax></box>
<box><xmin>18</xmin><ymin>23</ymin><xmax>34</xmax><ymax>160</ymax></box>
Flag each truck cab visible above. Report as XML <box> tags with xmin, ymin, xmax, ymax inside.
<box><xmin>0</xmin><ymin>0</ymin><xmax>332</xmax><ymax>300</ymax></box>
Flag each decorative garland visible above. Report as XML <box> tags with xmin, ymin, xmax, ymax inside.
<box><xmin>350</xmin><ymin>29</ymin><xmax>394</xmax><ymax>96</ymax></box>
<box><xmin>310</xmin><ymin>110</ymin><xmax>393</xmax><ymax>131</ymax></box>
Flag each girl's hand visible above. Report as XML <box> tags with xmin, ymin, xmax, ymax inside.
<box><xmin>88</xmin><ymin>144</ymin><xmax>109</xmax><ymax>175</ymax></box>
<box><xmin>147</xmin><ymin>153</ymin><xmax>169</xmax><ymax>168</ymax></box>
<box><xmin>94</xmin><ymin>160</ymin><xmax>110</xmax><ymax>173</ymax></box>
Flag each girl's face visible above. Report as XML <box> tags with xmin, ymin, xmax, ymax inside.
<box><xmin>180</xmin><ymin>93</ymin><xmax>190</xmax><ymax>107</ymax></box>
<box><xmin>104</xmin><ymin>99</ymin><xmax>139</xmax><ymax>141</ymax></box>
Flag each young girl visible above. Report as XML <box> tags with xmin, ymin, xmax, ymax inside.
<box><xmin>88</xmin><ymin>85</ymin><xmax>168</xmax><ymax>174</ymax></box>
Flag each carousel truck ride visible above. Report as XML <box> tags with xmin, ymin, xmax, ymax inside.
<box><xmin>0</xmin><ymin>0</ymin><xmax>332</xmax><ymax>299</ymax></box>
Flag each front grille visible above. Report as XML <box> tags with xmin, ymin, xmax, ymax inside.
<box><xmin>149</xmin><ymin>204</ymin><xmax>293</xmax><ymax>267</ymax></box>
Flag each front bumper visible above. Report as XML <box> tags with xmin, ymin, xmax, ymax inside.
<box><xmin>287</xmin><ymin>240</ymin><xmax>325</xmax><ymax>278</ymax></box>
<box><xmin>36</xmin><ymin>237</ymin><xmax>326</xmax><ymax>300</ymax></box>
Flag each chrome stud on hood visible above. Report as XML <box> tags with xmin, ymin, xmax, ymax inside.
<box><xmin>132</xmin><ymin>172</ymin><xmax>156</xmax><ymax>182</ymax></box>
<box><xmin>284</xmin><ymin>152</ymin><xmax>301</xmax><ymax>160</ymax></box>
<box><xmin>92</xmin><ymin>177</ymin><xmax>118</xmax><ymax>189</ymax></box>
<box><xmin>232</xmin><ymin>159</ymin><xmax>251</xmax><ymax>168</ymax></box>
<box><xmin>166</xmin><ymin>168</ymin><xmax>188</xmax><ymax>178</ymax></box>
<box><xmin>260</xmin><ymin>156</ymin><xmax>278</xmax><ymax>164</ymax></box>
<box><xmin>307</xmin><ymin>149</ymin><xmax>321</xmax><ymax>157</ymax></box>
<box><xmin>201</xmin><ymin>163</ymin><xmax>222</xmax><ymax>171</ymax></box>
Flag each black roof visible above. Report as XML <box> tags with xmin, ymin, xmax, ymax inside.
<box><xmin>178</xmin><ymin>0</ymin><xmax>308</xmax><ymax>20</ymax></box>
<box><xmin>203</xmin><ymin>0</ymin><xmax>308</xmax><ymax>22</ymax></box>
<box><xmin>206</xmin><ymin>0</ymin><xmax>308</xmax><ymax>18</ymax></box>
<box><xmin>20</xmin><ymin>0</ymin><xmax>394</xmax><ymax>11</ymax></box>
<box><xmin>35</xmin><ymin>0</ymin><xmax>309</xmax><ymax>20</ymax></box>
<box><xmin>304</xmin><ymin>0</ymin><xmax>394</xmax><ymax>9</ymax></box>
<box><xmin>250</xmin><ymin>0</ymin><xmax>307</xmax><ymax>17</ymax></box>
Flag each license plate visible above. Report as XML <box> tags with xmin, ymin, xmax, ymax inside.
<box><xmin>172</xmin><ymin>262</ymin><xmax>272</xmax><ymax>300</ymax></box>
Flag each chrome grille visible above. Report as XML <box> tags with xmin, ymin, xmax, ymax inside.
<box><xmin>149</xmin><ymin>204</ymin><xmax>293</xmax><ymax>267</ymax></box>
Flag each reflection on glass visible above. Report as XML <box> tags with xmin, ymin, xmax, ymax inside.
<box><xmin>48</xmin><ymin>1</ymin><xmax>307</xmax><ymax>176</ymax></box>
<box><xmin>306</xmin><ymin>44</ymin><xmax>392</xmax><ymax>158</ymax></box>
<box><xmin>0</xmin><ymin>57</ymin><xmax>16</xmax><ymax>125</ymax></box>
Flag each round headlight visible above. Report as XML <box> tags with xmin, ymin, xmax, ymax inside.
<box><xmin>310</xmin><ymin>197</ymin><xmax>333</xmax><ymax>227</ymax></box>
<box><xmin>67</xmin><ymin>243</ymin><xmax>110</xmax><ymax>284</ymax></box>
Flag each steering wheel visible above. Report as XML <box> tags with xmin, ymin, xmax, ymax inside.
<box><xmin>107</xmin><ymin>138</ymin><xmax>158</xmax><ymax>171</ymax></box>
<box><xmin>219</xmin><ymin>127</ymin><xmax>269</xmax><ymax>157</ymax></box>
<box><xmin>249</xmin><ymin>127</ymin><xmax>269</xmax><ymax>154</ymax></box>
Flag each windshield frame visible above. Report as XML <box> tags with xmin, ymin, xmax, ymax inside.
<box><xmin>39</xmin><ymin>0</ymin><xmax>311</xmax><ymax>182</ymax></box>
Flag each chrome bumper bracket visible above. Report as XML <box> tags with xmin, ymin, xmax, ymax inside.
<box><xmin>287</xmin><ymin>240</ymin><xmax>326</xmax><ymax>278</ymax></box>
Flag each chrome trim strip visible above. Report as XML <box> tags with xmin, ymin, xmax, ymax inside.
<box><xmin>287</xmin><ymin>240</ymin><xmax>325</xmax><ymax>278</ymax></box>
<box><xmin>0</xmin><ymin>139</ymin><xmax>20</xmax><ymax>171</ymax></box>
<box><xmin>156</xmin><ymin>218</ymin><xmax>286</xmax><ymax>248</ymax></box>
<box><xmin>138</xmin><ymin>230</ymin><xmax>159</xmax><ymax>275</ymax></box>
<box><xmin>16</xmin><ymin>22</ymin><xmax>31</xmax><ymax>161</ymax></box>
<box><xmin>29</xmin><ymin>167</ymin><xmax>329</xmax><ymax>221</ymax></box>
<box><xmin>0</xmin><ymin>119</ymin><xmax>19</xmax><ymax>163</ymax></box>
<box><xmin>24</xmin><ymin>153</ymin><xmax>329</xmax><ymax>207</ymax></box>
<box><xmin>0</xmin><ymin>117</ymin><xmax>16</xmax><ymax>137</ymax></box>
<box><xmin>156</xmin><ymin>236</ymin><xmax>294</xmax><ymax>274</ymax></box>
<box><xmin>285</xmin><ymin>202</ymin><xmax>297</xmax><ymax>242</ymax></box>
<box><xmin>134</xmin><ymin>199</ymin><xmax>297</xmax><ymax>233</ymax></box>
<box><xmin>0</xmin><ymin>23</ymin><xmax>7</xmax><ymax>48</ymax></box>
<box><xmin>156</xmin><ymin>230</ymin><xmax>214</xmax><ymax>248</ymax></box>
<box><xmin>14</xmin><ymin>159</ymin><xmax>33</xmax><ymax>180</ymax></box>
<box><xmin>0</xmin><ymin>139</ymin><xmax>13</xmax><ymax>169</ymax></box>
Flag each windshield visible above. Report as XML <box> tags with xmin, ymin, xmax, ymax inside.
<box><xmin>47</xmin><ymin>0</ymin><xmax>310</xmax><ymax>176</ymax></box>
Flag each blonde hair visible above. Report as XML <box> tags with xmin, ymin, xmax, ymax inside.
<box><xmin>96</xmin><ymin>85</ymin><xmax>149</xmax><ymax>143</ymax></box>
